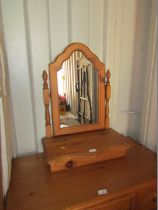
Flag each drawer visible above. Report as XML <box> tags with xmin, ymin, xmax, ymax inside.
<box><xmin>49</xmin><ymin>148</ymin><xmax>128</xmax><ymax>172</ymax></box>
<box><xmin>43</xmin><ymin>134</ymin><xmax>130</xmax><ymax>173</ymax></box>
<box><xmin>136</xmin><ymin>188</ymin><xmax>157</xmax><ymax>210</ymax></box>
<box><xmin>87</xmin><ymin>194</ymin><xmax>134</xmax><ymax>210</ymax></box>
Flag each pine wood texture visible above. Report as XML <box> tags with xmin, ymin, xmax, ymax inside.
<box><xmin>42</xmin><ymin>129</ymin><xmax>130</xmax><ymax>172</ymax></box>
<box><xmin>42</xmin><ymin>70</ymin><xmax>52</xmax><ymax>138</ymax></box>
<box><xmin>49</xmin><ymin>42</ymin><xmax>106</xmax><ymax>136</ymax></box>
<box><xmin>105</xmin><ymin>70</ymin><xmax>111</xmax><ymax>129</ymax></box>
<box><xmin>86</xmin><ymin>194</ymin><xmax>135</xmax><ymax>210</ymax></box>
<box><xmin>6</xmin><ymin>135</ymin><xmax>156</xmax><ymax>210</ymax></box>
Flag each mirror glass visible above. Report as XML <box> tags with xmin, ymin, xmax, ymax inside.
<box><xmin>57</xmin><ymin>51</ymin><xmax>98</xmax><ymax>128</ymax></box>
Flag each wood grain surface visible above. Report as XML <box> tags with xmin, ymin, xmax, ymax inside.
<box><xmin>6</xmin><ymin>136</ymin><xmax>156</xmax><ymax>210</ymax></box>
<box><xmin>42</xmin><ymin>129</ymin><xmax>130</xmax><ymax>172</ymax></box>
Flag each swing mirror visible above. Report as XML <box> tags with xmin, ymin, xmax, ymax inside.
<box><xmin>49</xmin><ymin>43</ymin><xmax>106</xmax><ymax>136</ymax></box>
<box><xmin>57</xmin><ymin>51</ymin><xmax>98</xmax><ymax>128</ymax></box>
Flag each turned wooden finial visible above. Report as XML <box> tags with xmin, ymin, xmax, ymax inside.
<box><xmin>106</xmin><ymin>70</ymin><xmax>111</xmax><ymax>83</ymax></box>
<box><xmin>42</xmin><ymin>70</ymin><xmax>52</xmax><ymax>138</ymax></box>
<box><xmin>42</xmin><ymin>70</ymin><xmax>48</xmax><ymax>88</ymax></box>
<box><xmin>105</xmin><ymin>69</ymin><xmax>111</xmax><ymax>129</ymax></box>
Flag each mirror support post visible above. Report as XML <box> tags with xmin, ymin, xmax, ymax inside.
<box><xmin>42</xmin><ymin>70</ymin><xmax>53</xmax><ymax>138</ymax></box>
<box><xmin>105</xmin><ymin>70</ymin><xmax>111</xmax><ymax>129</ymax></box>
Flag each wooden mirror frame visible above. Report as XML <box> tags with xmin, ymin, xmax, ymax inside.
<box><xmin>42</xmin><ymin>43</ymin><xmax>111</xmax><ymax>137</ymax></box>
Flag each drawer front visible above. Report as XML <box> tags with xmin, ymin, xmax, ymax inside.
<box><xmin>49</xmin><ymin>148</ymin><xmax>128</xmax><ymax>172</ymax></box>
<box><xmin>88</xmin><ymin>200</ymin><xmax>130</xmax><ymax>210</ymax></box>
<box><xmin>136</xmin><ymin>188</ymin><xmax>157</xmax><ymax>210</ymax></box>
<box><xmin>87</xmin><ymin>195</ymin><xmax>134</xmax><ymax>210</ymax></box>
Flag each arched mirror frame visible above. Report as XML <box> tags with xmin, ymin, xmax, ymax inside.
<box><xmin>49</xmin><ymin>43</ymin><xmax>107</xmax><ymax>136</ymax></box>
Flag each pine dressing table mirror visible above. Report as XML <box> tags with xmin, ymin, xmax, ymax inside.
<box><xmin>6</xmin><ymin>43</ymin><xmax>156</xmax><ymax>210</ymax></box>
<box><xmin>42</xmin><ymin>43</ymin><xmax>130</xmax><ymax>172</ymax></box>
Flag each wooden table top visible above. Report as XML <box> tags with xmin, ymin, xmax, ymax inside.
<box><xmin>6</xmin><ymin>138</ymin><xmax>156</xmax><ymax>210</ymax></box>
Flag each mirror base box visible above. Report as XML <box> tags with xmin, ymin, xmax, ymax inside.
<box><xmin>42</xmin><ymin>129</ymin><xmax>130</xmax><ymax>173</ymax></box>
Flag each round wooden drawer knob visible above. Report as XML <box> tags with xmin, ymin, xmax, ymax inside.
<box><xmin>66</xmin><ymin>160</ymin><xmax>74</xmax><ymax>168</ymax></box>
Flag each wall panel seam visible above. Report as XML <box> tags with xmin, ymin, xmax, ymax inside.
<box><xmin>23</xmin><ymin>0</ymin><xmax>38</xmax><ymax>152</ymax></box>
<box><xmin>46</xmin><ymin>0</ymin><xmax>52</xmax><ymax>61</ymax></box>
<box><xmin>143</xmin><ymin>18</ymin><xmax>157</xmax><ymax>145</ymax></box>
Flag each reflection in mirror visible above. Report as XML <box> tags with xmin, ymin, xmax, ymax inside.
<box><xmin>57</xmin><ymin>51</ymin><xmax>98</xmax><ymax>128</ymax></box>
